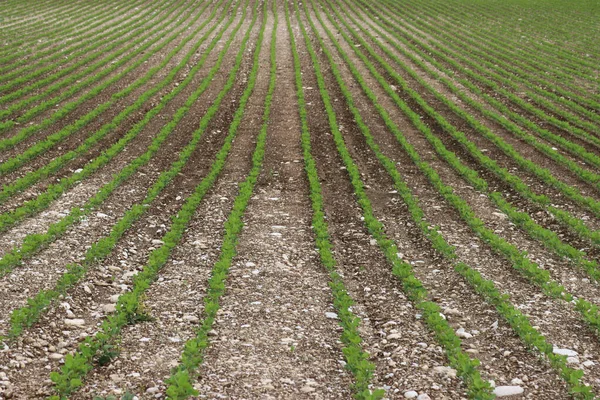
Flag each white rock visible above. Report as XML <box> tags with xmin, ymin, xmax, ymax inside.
<box><xmin>493</xmin><ymin>386</ymin><xmax>524</xmax><ymax>397</ymax></box>
<box><xmin>583</xmin><ymin>360</ymin><xmax>595</xmax><ymax>367</ymax></box>
<box><xmin>109</xmin><ymin>294</ymin><xmax>120</xmax><ymax>303</ymax></box>
<box><xmin>387</xmin><ymin>333</ymin><xmax>401</xmax><ymax>340</ymax></box>
<box><xmin>64</xmin><ymin>319</ymin><xmax>85</xmax><ymax>326</ymax></box>
<box><xmin>511</xmin><ymin>378</ymin><xmax>524</xmax><ymax>385</ymax></box>
<box><xmin>325</xmin><ymin>312</ymin><xmax>338</xmax><ymax>319</ymax></box>
<box><xmin>146</xmin><ymin>387</ymin><xmax>159</xmax><ymax>393</ymax></box>
<box><xmin>245</xmin><ymin>262</ymin><xmax>256</xmax><ymax>267</ymax></box>
<box><xmin>417</xmin><ymin>395</ymin><xmax>431</xmax><ymax>400</ymax></box>
<box><xmin>102</xmin><ymin>304</ymin><xmax>116</xmax><ymax>313</ymax></box>
<box><xmin>404</xmin><ymin>391</ymin><xmax>418</xmax><ymax>399</ymax></box>
<box><xmin>567</xmin><ymin>357</ymin><xmax>579</xmax><ymax>364</ymax></box>
<box><xmin>49</xmin><ymin>353</ymin><xmax>64</xmax><ymax>360</ymax></box>
<box><xmin>183</xmin><ymin>315</ymin><xmax>199</xmax><ymax>323</ymax></box>
<box><xmin>553</xmin><ymin>347</ymin><xmax>578</xmax><ymax>357</ymax></box>
<box><xmin>433</xmin><ymin>366</ymin><xmax>457</xmax><ymax>378</ymax></box>
<box><xmin>456</xmin><ymin>327</ymin><xmax>472</xmax><ymax>339</ymax></box>
<box><xmin>152</xmin><ymin>239</ymin><xmax>164</xmax><ymax>246</ymax></box>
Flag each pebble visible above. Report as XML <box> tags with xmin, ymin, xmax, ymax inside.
<box><xmin>183</xmin><ymin>315</ymin><xmax>199</xmax><ymax>323</ymax></box>
<box><xmin>493</xmin><ymin>386</ymin><xmax>524</xmax><ymax>397</ymax></box>
<box><xmin>433</xmin><ymin>366</ymin><xmax>457</xmax><ymax>378</ymax></box>
<box><xmin>152</xmin><ymin>239</ymin><xmax>164</xmax><ymax>246</ymax></box>
<box><xmin>325</xmin><ymin>312</ymin><xmax>338</xmax><ymax>319</ymax></box>
<box><xmin>553</xmin><ymin>347</ymin><xmax>578</xmax><ymax>357</ymax></box>
<box><xmin>387</xmin><ymin>333</ymin><xmax>401</xmax><ymax>340</ymax></box>
<box><xmin>49</xmin><ymin>353</ymin><xmax>63</xmax><ymax>360</ymax></box>
<box><xmin>583</xmin><ymin>360</ymin><xmax>595</xmax><ymax>367</ymax></box>
<box><xmin>404</xmin><ymin>391</ymin><xmax>418</xmax><ymax>399</ymax></box>
<box><xmin>110</xmin><ymin>294</ymin><xmax>120</xmax><ymax>303</ymax></box>
<box><xmin>455</xmin><ymin>327</ymin><xmax>472</xmax><ymax>339</ymax></box>
<box><xmin>417</xmin><ymin>395</ymin><xmax>431</xmax><ymax>400</ymax></box>
<box><xmin>146</xmin><ymin>387</ymin><xmax>159</xmax><ymax>394</ymax></box>
<box><xmin>102</xmin><ymin>304</ymin><xmax>116</xmax><ymax>313</ymax></box>
<box><xmin>511</xmin><ymin>378</ymin><xmax>524</xmax><ymax>385</ymax></box>
<box><xmin>64</xmin><ymin>319</ymin><xmax>85</xmax><ymax>326</ymax></box>
<box><xmin>300</xmin><ymin>385</ymin><xmax>315</xmax><ymax>393</ymax></box>
<box><xmin>567</xmin><ymin>357</ymin><xmax>579</xmax><ymax>364</ymax></box>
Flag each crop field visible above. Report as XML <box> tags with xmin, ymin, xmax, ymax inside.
<box><xmin>0</xmin><ymin>0</ymin><xmax>599</xmax><ymax>398</ymax></box>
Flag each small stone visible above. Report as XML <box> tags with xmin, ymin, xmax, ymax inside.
<box><xmin>553</xmin><ymin>347</ymin><xmax>578</xmax><ymax>357</ymax></box>
<box><xmin>583</xmin><ymin>360</ymin><xmax>595</xmax><ymax>367</ymax></box>
<box><xmin>433</xmin><ymin>366</ymin><xmax>457</xmax><ymax>378</ymax></box>
<box><xmin>183</xmin><ymin>315</ymin><xmax>199</xmax><ymax>323</ymax></box>
<box><xmin>110</xmin><ymin>374</ymin><xmax>123</xmax><ymax>383</ymax></box>
<box><xmin>102</xmin><ymin>304</ymin><xmax>116</xmax><ymax>313</ymax></box>
<box><xmin>404</xmin><ymin>391</ymin><xmax>418</xmax><ymax>399</ymax></box>
<box><xmin>49</xmin><ymin>353</ymin><xmax>63</xmax><ymax>360</ymax></box>
<box><xmin>325</xmin><ymin>312</ymin><xmax>338</xmax><ymax>319</ymax></box>
<box><xmin>387</xmin><ymin>333</ymin><xmax>401</xmax><ymax>340</ymax></box>
<box><xmin>152</xmin><ymin>239</ymin><xmax>164</xmax><ymax>246</ymax></box>
<box><xmin>146</xmin><ymin>387</ymin><xmax>159</xmax><ymax>394</ymax></box>
<box><xmin>456</xmin><ymin>328</ymin><xmax>472</xmax><ymax>339</ymax></box>
<box><xmin>246</xmin><ymin>262</ymin><xmax>256</xmax><ymax>267</ymax></box>
<box><xmin>511</xmin><ymin>378</ymin><xmax>524</xmax><ymax>385</ymax></box>
<box><xmin>567</xmin><ymin>357</ymin><xmax>579</xmax><ymax>364</ymax></box>
<box><xmin>64</xmin><ymin>319</ymin><xmax>85</xmax><ymax>327</ymax></box>
<box><xmin>83</xmin><ymin>285</ymin><xmax>92</xmax><ymax>294</ymax></box>
<box><xmin>110</xmin><ymin>294</ymin><xmax>120</xmax><ymax>303</ymax></box>
<box><xmin>417</xmin><ymin>395</ymin><xmax>432</xmax><ymax>400</ymax></box>
<box><xmin>493</xmin><ymin>386</ymin><xmax>524</xmax><ymax>397</ymax></box>
<box><xmin>300</xmin><ymin>385</ymin><xmax>315</xmax><ymax>393</ymax></box>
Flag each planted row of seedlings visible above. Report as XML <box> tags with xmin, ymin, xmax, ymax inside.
<box><xmin>0</xmin><ymin>0</ymin><xmax>241</xmax><ymax>297</ymax></box>
<box><xmin>0</xmin><ymin>0</ymin><xmax>231</xmax><ymax>251</ymax></box>
<box><xmin>366</xmin><ymin>0</ymin><xmax>600</xmax><ymax>160</ymax></box>
<box><xmin>320</xmin><ymin>0</ymin><xmax>600</xmax><ymax>338</ymax></box>
<box><xmin>335</xmin><ymin>0</ymin><xmax>600</xmax><ymax>247</ymax></box>
<box><xmin>396</xmin><ymin>0</ymin><xmax>599</xmax><ymax>94</ymax></box>
<box><xmin>46</xmin><ymin>0</ymin><xmax>262</xmax><ymax>397</ymax></box>
<box><xmin>336</xmin><ymin>1</ymin><xmax>600</xmax><ymax>265</ymax></box>
<box><xmin>0</xmin><ymin>0</ymin><xmax>143</xmax><ymax>75</ymax></box>
<box><xmin>0</xmin><ymin>0</ymin><xmax>228</xmax><ymax>219</ymax></box>
<box><xmin>409</xmin><ymin>0</ymin><xmax>600</xmax><ymax>84</ymax></box>
<box><xmin>307</xmin><ymin>2</ymin><xmax>593</xmax><ymax>398</ymax></box>
<box><xmin>0</xmin><ymin>0</ymin><xmax>174</xmax><ymax>105</ymax></box>
<box><xmin>343</xmin><ymin>0</ymin><xmax>600</xmax><ymax>203</ymax></box>
<box><xmin>388</xmin><ymin>0</ymin><xmax>600</xmax><ymax>109</ymax></box>
<box><xmin>1</xmin><ymin>0</ymin><xmax>245</xmax><ymax>341</ymax></box>
<box><xmin>0</xmin><ymin>0</ymin><xmax>189</xmax><ymax>127</ymax></box>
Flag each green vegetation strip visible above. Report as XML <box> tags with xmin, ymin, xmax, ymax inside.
<box><xmin>48</xmin><ymin>0</ymin><xmax>258</xmax><ymax>397</ymax></box>
<box><xmin>0</xmin><ymin>0</ymin><xmax>145</xmax><ymax>78</ymax></box>
<box><xmin>0</xmin><ymin>0</ymin><xmax>171</xmax><ymax>99</ymax></box>
<box><xmin>4</xmin><ymin>0</ymin><xmax>243</xmax><ymax>339</ymax></box>
<box><xmin>308</xmin><ymin>2</ymin><xmax>595</xmax><ymax>397</ymax></box>
<box><xmin>321</xmin><ymin>0</ymin><xmax>600</xmax><ymax>348</ymax></box>
<box><xmin>345</xmin><ymin>0</ymin><xmax>600</xmax><ymax>248</ymax></box>
<box><xmin>337</xmin><ymin>0</ymin><xmax>600</xmax><ymax>278</ymax></box>
<box><xmin>164</xmin><ymin>1</ymin><xmax>273</xmax><ymax>397</ymax></box>
<box><xmin>286</xmin><ymin>3</ymin><xmax>383</xmax><ymax>399</ymax></box>
<box><xmin>0</xmin><ymin>0</ymin><xmax>201</xmax><ymax>170</ymax></box>
<box><xmin>0</xmin><ymin>0</ymin><xmax>239</xmax><ymax>277</ymax></box>
<box><xmin>0</xmin><ymin>0</ymin><xmax>186</xmax><ymax>125</ymax></box>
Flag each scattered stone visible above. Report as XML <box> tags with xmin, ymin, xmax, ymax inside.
<box><xmin>300</xmin><ymin>385</ymin><xmax>315</xmax><ymax>393</ymax></box>
<box><xmin>433</xmin><ymin>366</ymin><xmax>457</xmax><ymax>378</ymax></box>
<box><xmin>417</xmin><ymin>394</ymin><xmax>432</xmax><ymax>400</ymax></box>
<box><xmin>152</xmin><ymin>239</ymin><xmax>164</xmax><ymax>245</ymax></box>
<box><xmin>404</xmin><ymin>391</ymin><xmax>418</xmax><ymax>399</ymax></box>
<box><xmin>146</xmin><ymin>387</ymin><xmax>159</xmax><ymax>394</ymax></box>
<box><xmin>567</xmin><ymin>357</ymin><xmax>579</xmax><ymax>364</ymax></box>
<box><xmin>102</xmin><ymin>304</ymin><xmax>116</xmax><ymax>313</ymax></box>
<box><xmin>183</xmin><ymin>315</ymin><xmax>199</xmax><ymax>323</ymax></box>
<box><xmin>553</xmin><ymin>347</ymin><xmax>578</xmax><ymax>357</ymax></box>
<box><xmin>455</xmin><ymin>327</ymin><xmax>472</xmax><ymax>339</ymax></box>
<box><xmin>64</xmin><ymin>319</ymin><xmax>85</xmax><ymax>327</ymax></box>
<box><xmin>583</xmin><ymin>360</ymin><xmax>595</xmax><ymax>367</ymax></box>
<box><xmin>325</xmin><ymin>312</ymin><xmax>338</xmax><ymax>319</ymax></box>
<box><xmin>48</xmin><ymin>353</ymin><xmax>63</xmax><ymax>360</ymax></box>
<box><xmin>387</xmin><ymin>333</ymin><xmax>401</xmax><ymax>340</ymax></box>
<box><xmin>511</xmin><ymin>378</ymin><xmax>524</xmax><ymax>385</ymax></box>
<box><xmin>493</xmin><ymin>386</ymin><xmax>524</xmax><ymax>397</ymax></box>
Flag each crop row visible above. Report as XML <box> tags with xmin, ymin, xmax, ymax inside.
<box><xmin>47</xmin><ymin>0</ymin><xmax>259</xmax><ymax>397</ymax></box>
<box><xmin>339</xmin><ymin>0</ymin><xmax>600</xmax><ymax>247</ymax></box>
<box><xmin>3</xmin><ymin>0</ymin><xmax>240</xmax><ymax>340</ymax></box>
<box><xmin>0</xmin><ymin>0</ymin><xmax>223</xmax><ymax>214</ymax></box>
<box><xmin>0</xmin><ymin>0</ymin><xmax>187</xmax><ymax>130</ymax></box>
<box><xmin>0</xmin><ymin>0</ymin><xmax>141</xmax><ymax>72</ymax></box>
<box><xmin>0</xmin><ymin>0</ymin><xmax>238</xmax><ymax>281</ymax></box>
<box><xmin>308</xmin><ymin>0</ymin><xmax>597</xmax><ymax>397</ymax></box>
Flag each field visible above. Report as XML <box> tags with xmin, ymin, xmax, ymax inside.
<box><xmin>0</xmin><ymin>0</ymin><xmax>599</xmax><ymax>398</ymax></box>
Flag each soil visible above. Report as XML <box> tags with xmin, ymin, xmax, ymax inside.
<box><xmin>1</xmin><ymin>0</ymin><xmax>599</xmax><ymax>399</ymax></box>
